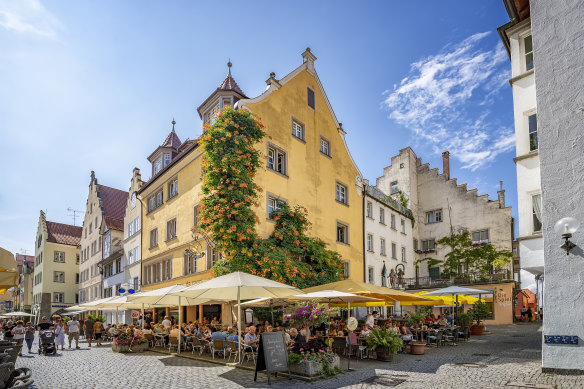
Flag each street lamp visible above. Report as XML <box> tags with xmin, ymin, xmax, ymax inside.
<box><xmin>554</xmin><ymin>217</ymin><xmax>580</xmax><ymax>255</ymax></box>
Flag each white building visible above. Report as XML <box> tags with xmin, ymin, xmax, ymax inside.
<box><xmin>374</xmin><ymin>148</ymin><xmax>514</xmax><ymax>285</ymax></box>
<box><xmin>363</xmin><ymin>185</ymin><xmax>415</xmax><ymax>288</ymax></box>
<box><xmin>498</xmin><ymin>1</ymin><xmax>543</xmax><ymax>278</ymax></box>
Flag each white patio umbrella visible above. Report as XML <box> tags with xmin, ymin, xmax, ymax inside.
<box><xmin>172</xmin><ymin>271</ymin><xmax>304</xmax><ymax>363</ymax></box>
<box><xmin>3</xmin><ymin>311</ymin><xmax>34</xmax><ymax>317</ymax></box>
<box><xmin>422</xmin><ymin>286</ymin><xmax>492</xmax><ymax>327</ymax></box>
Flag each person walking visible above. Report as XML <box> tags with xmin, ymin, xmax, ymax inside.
<box><xmin>84</xmin><ymin>316</ymin><xmax>95</xmax><ymax>347</ymax></box>
<box><xmin>94</xmin><ymin>318</ymin><xmax>103</xmax><ymax>347</ymax></box>
<box><xmin>54</xmin><ymin>319</ymin><xmax>66</xmax><ymax>350</ymax></box>
<box><xmin>527</xmin><ymin>307</ymin><xmax>533</xmax><ymax>322</ymax></box>
<box><xmin>67</xmin><ymin>316</ymin><xmax>81</xmax><ymax>349</ymax></box>
<box><xmin>12</xmin><ymin>321</ymin><xmax>26</xmax><ymax>356</ymax></box>
<box><xmin>24</xmin><ymin>322</ymin><xmax>35</xmax><ymax>354</ymax></box>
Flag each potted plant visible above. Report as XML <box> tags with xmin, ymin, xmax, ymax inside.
<box><xmin>366</xmin><ymin>328</ymin><xmax>403</xmax><ymax>361</ymax></box>
<box><xmin>410</xmin><ymin>341</ymin><xmax>426</xmax><ymax>355</ymax></box>
<box><xmin>469</xmin><ymin>300</ymin><xmax>490</xmax><ymax>336</ymax></box>
<box><xmin>456</xmin><ymin>312</ymin><xmax>473</xmax><ymax>328</ymax></box>
<box><xmin>112</xmin><ymin>332</ymin><xmax>149</xmax><ymax>353</ymax></box>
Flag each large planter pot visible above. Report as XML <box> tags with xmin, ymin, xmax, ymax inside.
<box><xmin>373</xmin><ymin>346</ymin><xmax>394</xmax><ymax>362</ymax></box>
<box><xmin>410</xmin><ymin>343</ymin><xmax>426</xmax><ymax>355</ymax></box>
<box><xmin>325</xmin><ymin>354</ymin><xmax>340</xmax><ymax>369</ymax></box>
<box><xmin>290</xmin><ymin>359</ymin><xmax>323</xmax><ymax>377</ymax></box>
<box><xmin>470</xmin><ymin>325</ymin><xmax>485</xmax><ymax>336</ymax></box>
<box><xmin>112</xmin><ymin>342</ymin><xmax>149</xmax><ymax>353</ymax></box>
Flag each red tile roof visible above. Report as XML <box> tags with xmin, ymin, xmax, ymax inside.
<box><xmin>161</xmin><ymin>131</ymin><xmax>182</xmax><ymax>150</ymax></box>
<box><xmin>218</xmin><ymin>75</ymin><xmax>247</xmax><ymax>98</ymax></box>
<box><xmin>96</xmin><ymin>185</ymin><xmax>128</xmax><ymax>231</ymax></box>
<box><xmin>15</xmin><ymin>254</ymin><xmax>34</xmax><ymax>267</ymax></box>
<box><xmin>46</xmin><ymin>221</ymin><xmax>82</xmax><ymax>246</ymax></box>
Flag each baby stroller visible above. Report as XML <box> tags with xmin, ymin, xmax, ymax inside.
<box><xmin>38</xmin><ymin>330</ymin><xmax>56</xmax><ymax>355</ymax></box>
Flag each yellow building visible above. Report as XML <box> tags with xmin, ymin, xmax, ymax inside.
<box><xmin>139</xmin><ymin>49</ymin><xmax>363</xmax><ymax>323</ymax></box>
<box><xmin>32</xmin><ymin>211</ymin><xmax>82</xmax><ymax>319</ymax></box>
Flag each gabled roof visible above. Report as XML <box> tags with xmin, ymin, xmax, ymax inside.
<box><xmin>96</xmin><ymin>185</ymin><xmax>128</xmax><ymax>231</ymax></box>
<box><xmin>46</xmin><ymin>221</ymin><xmax>82</xmax><ymax>246</ymax></box>
<box><xmin>218</xmin><ymin>75</ymin><xmax>247</xmax><ymax>98</ymax></box>
<box><xmin>161</xmin><ymin>130</ymin><xmax>182</xmax><ymax>150</ymax></box>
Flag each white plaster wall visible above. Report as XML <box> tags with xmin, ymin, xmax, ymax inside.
<box><xmin>364</xmin><ymin>194</ymin><xmax>414</xmax><ymax>286</ymax></box>
<box><xmin>519</xmin><ymin>238</ymin><xmax>544</xmax><ymax>275</ymax></box>
<box><xmin>516</xmin><ymin>157</ymin><xmax>541</xmax><ymax>238</ymax></box>
<box><xmin>79</xmin><ymin>179</ymin><xmax>104</xmax><ymax>303</ymax></box>
<box><xmin>123</xmin><ymin>169</ymin><xmax>142</xmax><ymax>292</ymax></box>
<box><xmin>531</xmin><ymin>0</ymin><xmax>584</xmax><ymax>372</ymax></box>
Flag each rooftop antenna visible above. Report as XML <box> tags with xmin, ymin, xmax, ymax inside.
<box><xmin>67</xmin><ymin>207</ymin><xmax>82</xmax><ymax>226</ymax></box>
<box><xmin>19</xmin><ymin>249</ymin><xmax>30</xmax><ymax>255</ymax></box>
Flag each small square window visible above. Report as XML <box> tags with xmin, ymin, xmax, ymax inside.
<box><xmin>268</xmin><ymin>197</ymin><xmax>285</xmax><ymax>219</ymax></box>
<box><xmin>399</xmin><ymin>163</ymin><xmax>405</xmax><ymax>169</ymax></box>
<box><xmin>292</xmin><ymin>120</ymin><xmax>304</xmax><ymax>140</ymax></box>
<box><xmin>337</xmin><ymin>222</ymin><xmax>349</xmax><ymax>244</ymax></box>
<box><xmin>472</xmin><ymin>230</ymin><xmax>489</xmax><ymax>244</ymax></box>
<box><xmin>267</xmin><ymin>145</ymin><xmax>287</xmax><ymax>175</ymax></box>
<box><xmin>320</xmin><ymin>137</ymin><xmax>330</xmax><ymax>156</ymax></box>
<box><xmin>426</xmin><ymin>209</ymin><xmax>443</xmax><ymax>224</ymax></box>
<box><xmin>390</xmin><ymin>181</ymin><xmax>398</xmax><ymax>194</ymax></box>
<box><xmin>307</xmin><ymin>87</ymin><xmax>315</xmax><ymax>109</ymax></box>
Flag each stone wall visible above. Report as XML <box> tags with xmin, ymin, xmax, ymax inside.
<box><xmin>531</xmin><ymin>0</ymin><xmax>584</xmax><ymax>373</ymax></box>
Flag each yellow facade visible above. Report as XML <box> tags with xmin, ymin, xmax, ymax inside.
<box><xmin>140</xmin><ymin>49</ymin><xmax>364</xmax><ymax>297</ymax></box>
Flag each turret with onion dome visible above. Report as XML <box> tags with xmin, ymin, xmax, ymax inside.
<box><xmin>147</xmin><ymin>119</ymin><xmax>182</xmax><ymax>177</ymax></box>
<box><xmin>197</xmin><ymin>60</ymin><xmax>248</xmax><ymax>125</ymax></box>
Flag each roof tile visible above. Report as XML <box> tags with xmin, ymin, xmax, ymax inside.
<box><xmin>96</xmin><ymin>185</ymin><xmax>128</xmax><ymax>231</ymax></box>
<box><xmin>46</xmin><ymin>221</ymin><xmax>82</xmax><ymax>246</ymax></box>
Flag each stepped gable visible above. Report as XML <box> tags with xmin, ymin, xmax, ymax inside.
<box><xmin>46</xmin><ymin>221</ymin><xmax>82</xmax><ymax>246</ymax></box>
<box><xmin>97</xmin><ymin>184</ymin><xmax>128</xmax><ymax>231</ymax></box>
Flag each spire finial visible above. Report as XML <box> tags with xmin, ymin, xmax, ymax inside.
<box><xmin>172</xmin><ymin>118</ymin><xmax>176</xmax><ymax>132</ymax></box>
<box><xmin>227</xmin><ymin>59</ymin><xmax>232</xmax><ymax>77</ymax></box>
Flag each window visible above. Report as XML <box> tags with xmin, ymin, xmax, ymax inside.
<box><xmin>413</xmin><ymin>239</ymin><xmax>418</xmax><ymax>251</ymax></box>
<box><xmin>150</xmin><ymin>189</ymin><xmax>164</xmax><ymax>212</ymax></box>
<box><xmin>193</xmin><ymin>204</ymin><xmax>201</xmax><ymax>226</ymax></box>
<box><xmin>104</xmin><ymin>287</ymin><xmax>113</xmax><ymax>298</ymax></box>
<box><xmin>421</xmin><ymin>239</ymin><xmax>436</xmax><ymax>251</ymax></box>
<box><xmin>150</xmin><ymin>228</ymin><xmax>158</xmax><ymax>248</ymax></box>
<box><xmin>268</xmin><ymin>197</ymin><xmax>284</xmax><ymax>219</ymax></box>
<box><xmin>524</xmin><ymin>35</ymin><xmax>533</xmax><ymax>71</ymax></box>
<box><xmin>472</xmin><ymin>230</ymin><xmax>489</xmax><ymax>244</ymax></box>
<box><xmin>380</xmin><ymin>238</ymin><xmax>386</xmax><ymax>256</ymax></box>
<box><xmin>144</xmin><ymin>258</ymin><xmax>172</xmax><ymax>285</ymax></box>
<box><xmin>528</xmin><ymin>114</ymin><xmax>538</xmax><ymax>151</ymax></box>
<box><xmin>153</xmin><ymin>157</ymin><xmax>163</xmax><ymax>175</ymax></box>
<box><xmin>128</xmin><ymin>246</ymin><xmax>138</xmax><ymax>265</ymax></box>
<box><xmin>166</xmin><ymin>218</ymin><xmax>177</xmax><ymax>241</ymax></box>
<box><xmin>76</xmin><ymin>254</ymin><xmax>79</xmax><ymax>264</ymax></box>
<box><xmin>128</xmin><ymin>217</ymin><xmax>140</xmax><ymax>237</ymax></box>
<box><xmin>115</xmin><ymin>258</ymin><xmax>122</xmax><ymax>273</ymax></box>
<box><xmin>368</xmin><ymin>267</ymin><xmax>374</xmax><ymax>284</ymax></box>
<box><xmin>183</xmin><ymin>252</ymin><xmax>198</xmax><ymax>275</ymax></box>
<box><xmin>207</xmin><ymin>248</ymin><xmax>223</xmax><ymax>269</ymax></box>
<box><xmin>53</xmin><ymin>271</ymin><xmax>65</xmax><ymax>283</ymax></box>
<box><xmin>75</xmin><ymin>273</ymin><xmax>79</xmax><ymax>284</ymax></box>
<box><xmin>367</xmin><ymin>234</ymin><xmax>374</xmax><ymax>252</ymax></box>
<box><xmin>379</xmin><ymin>208</ymin><xmax>385</xmax><ymax>224</ymax></box>
<box><xmin>104</xmin><ymin>263</ymin><xmax>113</xmax><ymax>278</ymax></box>
<box><xmin>320</xmin><ymin>137</ymin><xmax>330</xmax><ymax>156</ymax></box>
<box><xmin>163</xmin><ymin>153</ymin><xmax>171</xmax><ymax>167</ymax></box>
<box><xmin>89</xmin><ymin>222</ymin><xmax>92</xmax><ymax>234</ymax></box>
<box><xmin>168</xmin><ymin>178</ymin><xmax>178</xmax><ymax>199</ymax></box>
<box><xmin>53</xmin><ymin>292</ymin><xmax>64</xmax><ymax>303</ymax></box>
<box><xmin>401</xmin><ymin>219</ymin><xmax>406</xmax><ymax>233</ymax></box>
<box><xmin>133</xmin><ymin>277</ymin><xmax>139</xmax><ymax>291</ymax></box>
<box><xmin>292</xmin><ymin>120</ymin><xmax>304</xmax><ymax>140</ymax></box>
<box><xmin>426</xmin><ymin>209</ymin><xmax>443</xmax><ymax>224</ymax></box>
<box><xmin>366</xmin><ymin>202</ymin><xmax>373</xmax><ymax>218</ymax></box>
<box><xmin>401</xmin><ymin>247</ymin><xmax>406</xmax><ymax>262</ymax></box>
<box><xmin>532</xmin><ymin>194</ymin><xmax>542</xmax><ymax>232</ymax></box>
<box><xmin>103</xmin><ymin>231</ymin><xmax>111</xmax><ymax>258</ymax></box>
<box><xmin>390</xmin><ymin>214</ymin><xmax>396</xmax><ymax>229</ymax></box>
<box><xmin>307</xmin><ymin>87</ymin><xmax>315</xmax><ymax>109</ymax></box>
<box><xmin>54</xmin><ymin>251</ymin><xmax>65</xmax><ymax>263</ymax></box>
<box><xmin>335</xmin><ymin>182</ymin><xmax>347</xmax><ymax>204</ymax></box>
<box><xmin>336</xmin><ymin>222</ymin><xmax>349</xmax><ymax>244</ymax></box>
<box><xmin>115</xmin><ymin>284</ymin><xmax>121</xmax><ymax>296</ymax></box>
<box><xmin>343</xmin><ymin>261</ymin><xmax>350</xmax><ymax>278</ymax></box>
<box><xmin>391</xmin><ymin>243</ymin><xmax>397</xmax><ymax>259</ymax></box>
<box><xmin>75</xmin><ymin>293</ymin><xmax>79</xmax><ymax>304</ymax></box>
<box><xmin>399</xmin><ymin>163</ymin><xmax>405</xmax><ymax>169</ymax></box>
<box><xmin>390</xmin><ymin>181</ymin><xmax>398</xmax><ymax>194</ymax></box>
<box><xmin>267</xmin><ymin>145</ymin><xmax>287</xmax><ymax>175</ymax></box>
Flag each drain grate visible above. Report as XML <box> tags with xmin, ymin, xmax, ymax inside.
<box><xmin>506</xmin><ymin>382</ymin><xmax>556</xmax><ymax>389</ymax></box>
<box><xmin>472</xmin><ymin>353</ymin><xmax>491</xmax><ymax>356</ymax></box>
<box><xmin>361</xmin><ymin>376</ymin><xmax>407</xmax><ymax>387</ymax></box>
<box><xmin>455</xmin><ymin>363</ymin><xmax>488</xmax><ymax>368</ymax></box>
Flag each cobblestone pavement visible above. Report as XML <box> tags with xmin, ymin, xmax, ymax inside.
<box><xmin>16</xmin><ymin>323</ymin><xmax>583</xmax><ymax>389</ymax></box>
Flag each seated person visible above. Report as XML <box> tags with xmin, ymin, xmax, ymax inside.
<box><xmin>244</xmin><ymin>326</ymin><xmax>259</xmax><ymax>351</ymax></box>
<box><xmin>359</xmin><ymin>324</ymin><xmax>371</xmax><ymax>338</ymax></box>
<box><xmin>169</xmin><ymin>325</ymin><xmax>180</xmax><ymax>338</ymax></box>
<box><xmin>438</xmin><ymin>315</ymin><xmax>448</xmax><ymax>327</ymax></box>
<box><xmin>288</xmin><ymin>328</ymin><xmax>306</xmax><ymax>344</ymax></box>
<box><xmin>227</xmin><ymin>328</ymin><xmax>239</xmax><ymax>348</ymax></box>
<box><xmin>142</xmin><ymin>324</ymin><xmax>153</xmax><ymax>335</ymax></box>
<box><xmin>197</xmin><ymin>326</ymin><xmax>211</xmax><ymax>345</ymax></box>
<box><xmin>211</xmin><ymin>327</ymin><xmax>228</xmax><ymax>347</ymax></box>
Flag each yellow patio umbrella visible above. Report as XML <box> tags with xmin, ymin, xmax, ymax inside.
<box><xmin>0</xmin><ymin>248</ymin><xmax>19</xmax><ymax>290</ymax></box>
<box><xmin>402</xmin><ymin>291</ymin><xmax>479</xmax><ymax>306</ymax></box>
<box><xmin>303</xmin><ymin>279</ymin><xmax>432</xmax><ymax>303</ymax></box>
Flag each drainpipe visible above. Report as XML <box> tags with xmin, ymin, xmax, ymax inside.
<box><xmin>136</xmin><ymin>191</ymin><xmax>144</xmax><ymax>291</ymax></box>
<box><xmin>362</xmin><ymin>184</ymin><xmax>367</xmax><ymax>283</ymax></box>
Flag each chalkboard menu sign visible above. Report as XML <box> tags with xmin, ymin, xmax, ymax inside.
<box><xmin>254</xmin><ymin>332</ymin><xmax>290</xmax><ymax>384</ymax></box>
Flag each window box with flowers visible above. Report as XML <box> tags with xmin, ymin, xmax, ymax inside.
<box><xmin>415</xmin><ymin>249</ymin><xmax>435</xmax><ymax>254</ymax></box>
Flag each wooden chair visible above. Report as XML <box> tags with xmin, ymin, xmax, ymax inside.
<box><xmin>168</xmin><ymin>337</ymin><xmax>179</xmax><ymax>353</ymax></box>
<box><xmin>144</xmin><ymin>334</ymin><xmax>154</xmax><ymax>348</ymax></box>
<box><xmin>212</xmin><ymin>339</ymin><xmax>227</xmax><ymax>359</ymax></box>
<box><xmin>191</xmin><ymin>337</ymin><xmax>210</xmax><ymax>355</ymax></box>
<box><xmin>226</xmin><ymin>340</ymin><xmax>239</xmax><ymax>362</ymax></box>
<box><xmin>427</xmin><ymin>330</ymin><xmax>443</xmax><ymax>347</ymax></box>
<box><xmin>458</xmin><ymin>327</ymin><xmax>470</xmax><ymax>341</ymax></box>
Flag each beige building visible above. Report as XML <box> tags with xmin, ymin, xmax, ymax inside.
<box><xmin>32</xmin><ymin>211</ymin><xmax>82</xmax><ymax>319</ymax></box>
<box><xmin>15</xmin><ymin>253</ymin><xmax>34</xmax><ymax>312</ymax></box>
<box><xmin>375</xmin><ymin>147</ymin><xmax>514</xmax><ymax>284</ymax></box>
<box><xmin>78</xmin><ymin>171</ymin><xmax>128</xmax><ymax>304</ymax></box>
<box><xmin>123</xmin><ymin>168</ymin><xmax>143</xmax><ymax>294</ymax></box>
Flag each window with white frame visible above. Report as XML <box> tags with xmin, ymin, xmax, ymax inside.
<box><xmin>472</xmin><ymin>230</ymin><xmax>489</xmax><ymax>244</ymax></box>
<box><xmin>103</xmin><ymin>231</ymin><xmax>111</xmax><ymax>258</ymax></box>
<box><xmin>147</xmin><ymin>189</ymin><xmax>164</xmax><ymax>212</ymax></box>
<box><xmin>390</xmin><ymin>181</ymin><xmax>398</xmax><ymax>194</ymax></box>
<box><xmin>380</xmin><ymin>238</ymin><xmax>386</xmax><ymax>256</ymax></box>
<box><xmin>268</xmin><ymin>197</ymin><xmax>284</xmax><ymax>219</ymax></box>
<box><xmin>53</xmin><ymin>292</ymin><xmax>64</xmax><ymax>303</ymax></box>
<box><xmin>421</xmin><ymin>239</ymin><xmax>435</xmax><ymax>251</ymax></box>
<box><xmin>168</xmin><ymin>177</ymin><xmax>178</xmax><ymax>199</ymax></box>
<box><xmin>153</xmin><ymin>156</ymin><xmax>163</xmax><ymax>175</ymax></box>
<box><xmin>54</xmin><ymin>251</ymin><xmax>65</xmax><ymax>263</ymax></box>
<box><xmin>183</xmin><ymin>252</ymin><xmax>198</xmax><ymax>275</ymax></box>
<box><xmin>193</xmin><ymin>204</ymin><xmax>200</xmax><ymax>226</ymax></box>
<box><xmin>380</xmin><ymin>208</ymin><xmax>385</xmax><ymax>224</ymax></box>
<box><xmin>532</xmin><ymin>194</ymin><xmax>542</xmax><ymax>232</ymax></box>
<box><xmin>390</xmin><ymin>214</ymin><xmax>396</xmax><ymax>229</ymax></box>
<box><xmin>336</xmin><ymin>222</ymin><xmax>349</xmax><ymax>244</ymax></box>
<box><xmin>401</xmin><ymin>246</ymin><xmax>406</xmax><ymax>262</ymax></box>
<box><xmin>207</xmin><ymin>248</ymin><xmax>223</xmax><ymax>269</ymax></box>
<box><xmin>53</xmin><ymin>271</ymin><xmax>65</xmax><ymax>283</ymax></box>
<box><xmin>391</xmin><ymin>243</ymin><xmax>397</xmax><ymax>259</ymax></box>
<box><xmin>292</xmin><ymin>120</ymin><xmax>304</xmax><ymax>140</ymax></box>
<box><xmin>367</xmin><ymin>234</ymin><xmax>373</xmax><ymax>252</ymax></box>
<box><xmin>343</xmin><ymin>261</ymin><xmax>350</xmax><ymax>278</ymax></box>
<box><xmin>320</xmin><ymin>137</ymin><xmax>330</xmax><ymax>156</ymax></box>
<box><xmin>267</xmin><ymin>145</ymin><xmax>287</xmax><ymax>175</ymax></box>
<box><xmin>115</xmin><ymin>258</ymin><xmax>122</xmax><ymax>273</ymax></box>
<box><xmin>524</xmin><ymin>35</ymin><xmax>533</xmax><ymax>71</ymax></box>
<box><xmin>163</xmin><ymin>153</ymin><xmax>171</xmax><ymax>167</ymax></box>
<box><xmin>368</xmin><ymin>267</ymin><xmax>374</xmax><ymax>284</ymax></box>
<box><xmin>366</xmin><ymin>202</ymin><xmax>373</xmax><ymax>218</ymax></box>
<box><xmin>166</xmin><ymin>218</ymin><xmax>177</xmax><ymax>241</ymax></box>
<box><xmin>133</xmin><ymin>277</ymin><xmax>139</xmax><ymax>291</ymax></box>
<box><xmin>426</xmin><ymin>209</ymin><xmax>443</xmax><ymax>224</ymax></box>
<box><xmin>528</xmin><ymin>113</ymin><xmax>538</xmax><ymax>151</ymax></box>
<box><xmin>336</xmin><ymin>182</ymin><xmax>347</xmax><ymax>204</ymax></box>
<box><xmin>401</xmin><ymin>219</ymin><xmax>406</xmax><ymax>233</ymax></box>
<box><xmin>150</xmin><ymin>228</ymin><xmax>158</xmax><ymax>248</ymax></box>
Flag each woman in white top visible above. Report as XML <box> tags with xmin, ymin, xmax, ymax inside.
<box><xmin>12</xmin><ymin>321</ymin><xmax>26</xmax><ymax>356</ymax></box>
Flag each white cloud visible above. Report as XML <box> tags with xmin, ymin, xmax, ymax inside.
<box><xmin>0</xmin><ymin>0</ymin><xmax>61</xmax><ymax>38</ymax></box>
<box><xmin>383</xmin><ymin>32</ymin><xmax>514</xmax><ymax>171</ymax></box>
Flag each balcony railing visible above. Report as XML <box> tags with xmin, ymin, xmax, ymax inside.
<box><xmin>403</xmin><ymin>271</ymin><xmax>512</xmax><ymax>290</ymax></box>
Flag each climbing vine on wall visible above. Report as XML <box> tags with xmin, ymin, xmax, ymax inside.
<box><xmin>199</xmin><ymin>108</ymin><xmax>344</xmax><ymax>288</ymax></box>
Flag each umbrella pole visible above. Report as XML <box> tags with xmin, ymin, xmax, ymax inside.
<box><xmin>237</xmin><ymin>286</ymin><xmax>242</xmax><ymax>364</ymax></box>
<box><xmin>116</xmin><ymin>307</ymin><xmax>118</xmax><ymax>325</ymax></box>
<box><xmin>178</xmin><ymin>296</ymin><xmax>182</xmax><ymax>354</ymax></box>
<box><xmin>141</xmin><ymin>303</ymin><xmax>145</xmax><ymax>329</ymax></box>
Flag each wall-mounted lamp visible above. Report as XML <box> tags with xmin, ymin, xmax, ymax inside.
<box><xmin>554</xmin><ymin>217</ymin><xmax>580</xmax><ymax>255</ymax></box>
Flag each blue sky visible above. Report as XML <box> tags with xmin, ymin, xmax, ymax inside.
<box><xmin>0</xmin><ymin>1</ymin><xmax>516</xmax><ymax>257</ymax></box>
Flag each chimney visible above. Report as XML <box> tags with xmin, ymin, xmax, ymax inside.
<box><xmin>498</xmin><ymin>181</ymin><xmax>505</xmax><ymax>208</ymax></box>
<box><xmin>442</xmin><ymin>151</ymin><xmax>450</xmax><ymax>180</ymax></box>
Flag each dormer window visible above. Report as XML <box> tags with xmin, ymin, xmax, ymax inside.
<box><xmin>163</xmin><ymin>153</ymin><xmax>171</xmax><ymax>167</ymax></box>
<box><xmin>154</xmin><ymin>157</ymin><xmax>162</xmax><ymax>175</ymax></box>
